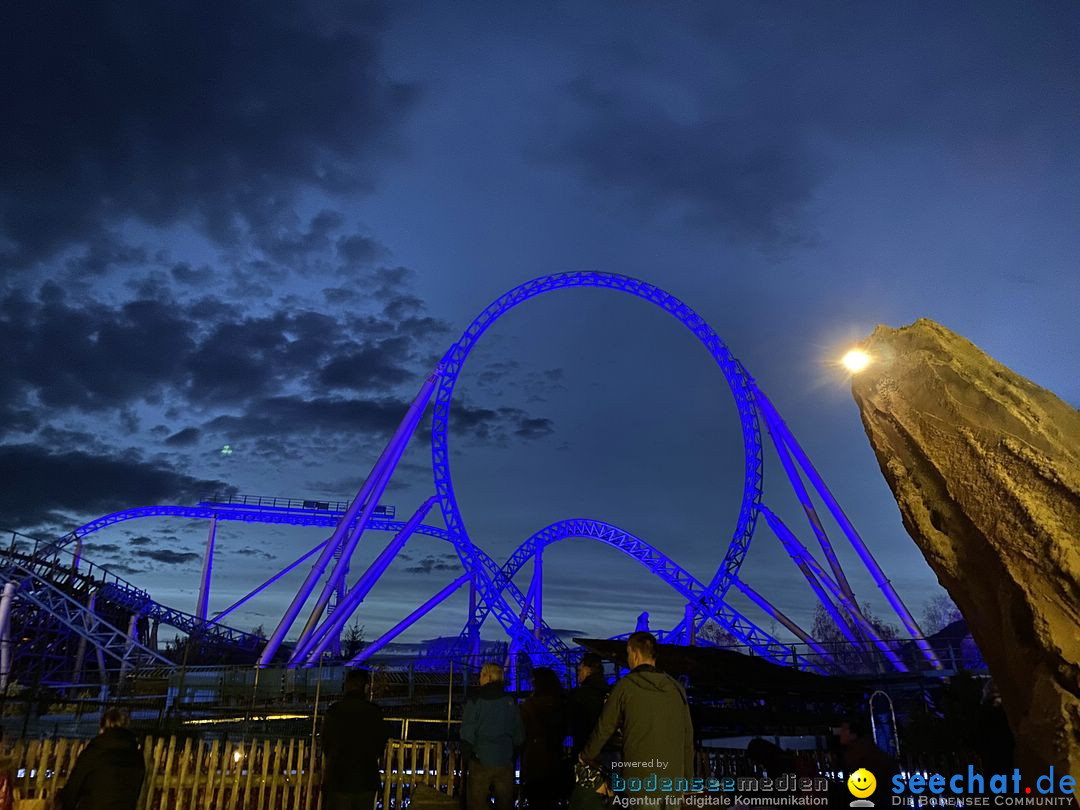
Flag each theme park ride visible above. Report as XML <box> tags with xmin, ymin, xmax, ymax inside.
<box><xmin>1</xmin><ymin>272</ymin><xmax>950</xmax><ymax>691</ymax></box>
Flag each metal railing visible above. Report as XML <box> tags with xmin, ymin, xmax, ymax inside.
<box><xmin>205</xmin><ymin>494</ymin><xmax>396</xmax><ymax>519</ymax></box>
<box><xmin>2</xmin><ymin>532</ymin><xmax>263</xmax><ymax>653</ymax></box>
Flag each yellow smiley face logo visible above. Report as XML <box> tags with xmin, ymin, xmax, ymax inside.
<box><xmin>847</xmin><ymin>768</ymin><xmax>877</xmax><ymax>799</ymax></box>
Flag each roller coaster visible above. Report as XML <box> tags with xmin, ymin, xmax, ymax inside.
<box><xmin>1</xmin><ymin>272</ymin><xmax>957</xmax><ymax>693</ymax></box>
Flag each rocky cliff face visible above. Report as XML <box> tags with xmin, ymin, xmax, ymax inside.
<box><xmin>850</xmin><ymin>319</ymin><xmax>1080</xmax><ymax>780</ymax></box>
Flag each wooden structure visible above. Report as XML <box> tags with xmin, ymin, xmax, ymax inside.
<box><xmin>6</xmin><ymin>736</ymin><xmax>460</xmax><ymax>809</ymax></box>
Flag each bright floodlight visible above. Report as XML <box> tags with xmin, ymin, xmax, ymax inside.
<box><xmin>841</xmin><ymin>349</ymin><xmax>871</xmax><ymax>373</ymax></box>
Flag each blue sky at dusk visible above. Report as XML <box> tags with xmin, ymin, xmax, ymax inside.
<box><xmin>2</xmin><ymin>1</ymin><xmax>1077</xmax><ymax>645</ymax></box>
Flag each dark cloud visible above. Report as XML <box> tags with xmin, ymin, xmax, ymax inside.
<box><xmin>476</xmin><ymin>360</ymin><xmax>521</xmax><ymax>389</ymax></box>
<box><xmin>0</xmin><ymin>407</ymin><xmax>39</xmax><ymax>437</ymax></box>
<box><xmin>0</xmin><ymin>443</ymin><xmax>232</xmax><ymax>529</ymax></box>
<box><xmin>337</xmin><ymin>234</ymin><xmax>388</xmax><ymax>265</ymax></box>
<box><xmin>229</xmin><ymin>545</ymin><xmax>275</xmax><ymax>561</ymax></box>
<box><xmin>450</xmin><ymin>405</ymin><xmax>499</xmax><ymax>437</ymax></box>
<box><xmin>317</xmin><ymin>336</ymin><xmax>415</xmax><ymax>392</ymax></box>
<box><xmin>138</xmin><ymin>548</ymin><xmax>201</xmax><ymax>565</ymax></box>
<box><xmin>514</xmin><ymin>417</ymin><xmax>555</xmax><ymax>440</ymax></box>
<box><xmin>0</xmin><ymin>290</ymin><xmax>196</xmax><ymax>412</ymax></box>
<box><xmin>101</xmin><ymin>563</ymin><xmax>143</xmax><ymax>576</ymax></box>
<box><xmin>543</xmin><ymin>4</ymin><xmax>1080</xmax><ymax>246</ymax></box>
<box><xmin>185</xmin><ymin>314</ymin><xmax>312</xmax><ymax>404</ymax></box>
<box><xmin>0</xmin><ymin>274</ymin><xmax>444</xmax><ymax>423</ymax></box>
<box><xmin>184</xmin><ymin>298</ymin><xmax>440</xmax><ymax>404</ymax></box>
<box><xmin>550</xmin><ymin>76</ymin><xmax>821</xmax><ymax>246</ymax></box>
<box><xmin>165</xmin><ymin>427</ymin><xmax>201</xmax><ymax>447</ymax></box>
<box><xmin>322</xmin><ymin>287</ymin><xmax>361</xmax><ymax>305</ymax></box>
<box><xmin>450</xmin><ymin>405</ymin><xmax>556</xmax><ymax>444</ymax></box>
<box><xmin>205</xmin><ymin>395</ymin><xmax>410</xmax><ymax>439</ymax></box>
<box><xmin>119</xmin><ymin>409</ymin><xmax>140</xmax><ymax>434</ymax></box>
<box><xmin>185</xmin><ymin>296</ymin><xmax>237</xmax><ymax>323</ymax></box>
<box><xmin>263</xmin><ymin>210</ymin><xmax>344</xmax><ymax>268</ymax></box>
<box><xmin>0</xmin><ymin>0</ymin><xmax>418</xmax><ymax>269</ymax></box>
<box><xmin>170</xmin><ymin>263</ymin><xmax>216</xmax><ymax>286</ymax></box>
<box><xmin>403</xmin><ymin>554</ymin><xmax>459</xmax><ymax>575</ymax></box>
<box><xmin>63</xmin><ymin>233</ymin><xmax>148</xmax><ymax>277</ymax></box>
<box><xmin>129</xmin><ymin>536</ymin><xmax>154</xmax><ymax>547</ymax></box>
<box><xmin>30</xmin><ymin>426</ymin><xmax>104</xmax><ymax>452</ymax></box>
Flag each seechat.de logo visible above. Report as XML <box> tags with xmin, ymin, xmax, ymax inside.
<box><xmin>848</xmin><ymin>768</ymin><xmax>878</xmax><ymax>807</ymax></box>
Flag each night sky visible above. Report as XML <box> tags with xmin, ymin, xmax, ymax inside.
<box><xmin>2</xmin><ymin>2</ymin><xmax>1078</xmax><ymax>646</ymax></box>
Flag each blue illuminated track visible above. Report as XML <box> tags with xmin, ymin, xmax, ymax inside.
<box><xmin>429</xmin><ymin>272</ymin><xmax>764</xmax><ymax>665</ymax></box>
<box><xmin>8</xmin><ymin>272</ymin><xmax>945</xmax><ymax>686</ymax></box>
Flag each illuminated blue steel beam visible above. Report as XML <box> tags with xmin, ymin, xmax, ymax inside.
<box><xmin>295</xmin><ymin>497</ymin><xmax>439</xmax><ymax>664</ymax></box>
<box><xmin>50</xmin><ymin>273</ymin><xmax>932</xmax><ymax>676</ymax></box>
<box><xmin>4</xmin><ymin>541</ymin><xmax>262</xmax><ymax>651</ymax></box>
<box><xmin>195</xmin><ymin>516</ymin><xmax>217</xmax><ymax>622</ymax></box>
<box><xmin>61</xmin><ymin>505</ymin><xmax>827</xmax><ymax>672</ymax></box>
<box><xmin>465</xmin><ymin>519</ymin><xmax>826</xmax><ymax>673</ymax></box>
<box><xmin>62</xmin><ymin>505</ymin><xmax>405</xmax><ymax>546</ymax></box>
<box><xmin>665</xmin><ymin>616</ymin><xmax>688</xmax><ymax>645</ymax></box>
<box><xmin>1</xmin><ymin>561</ymin><xmax>171</xmax><ymax>669</ymax></box>
<box><xmin>757</xmin><ymin>507</ymin><xmax>866</xmax><ymax>649</ymax></box>
<box><xmin>753</xmin><ymin>390</ymin><xmax>856</xmax><ymax>603</ymax></box>
<box><xmin>297</xmin><ymin>376</ymin><xmax>437</xmax><ymax>650</ymax></box>
<box><xmin>211</xmin><ymin>539</ymin><xmax>330</xmax><ymax>624</ymax></box>
<box><xmin>55</xmin><ymin>506</ymin><xmax>545</xmax><ymax>662</ymax></box>
<box><xmin>58</xmin><ymin>507</ymin><xmax>427</xmax><ymax>633</ymax></box>
<box><xmin>261</xmin><ymin>371</ymin><xmax>440</xmax><ymax>666</ymax></box>
<box><xmin>430</xmin><ymin>273</ymin><xmax>764</xmax><ymax>654</ymax></box>
<box><xmin>59</xmin><ymin>507</ymin><xmax>447</xmax><ymax>640</ymax></box>
<box><xmin>753</xmin><ymin>389</ymin><xmax>941</xmax><ymax>670</ymax></box>
<box><xmin>729</xmin><ymin>579</ymin><xmax>835</xmax><ymax>667</ymax></box>
<box><xmin>467</xmin><ymin>581</ymin><xmax>480</xmax><ymax>657</ymax></box>
<box><xmin>99</xmin><ymin>582</ymin><xmax>263</xmax><ymax>651</ymax></box>
<box><xmin>76</xmin><ymin>502</ymin><xmax>555</xmax><ymax>665</ymax></box>
<box><xmin>346</xmin><ymin>573</ymin><xmax>471</xmax><ymax>665</ymax></box>
<box><xmin>760</xmin><ymin>506</ymin><xmax>908</xmax><ymax>672</ymax></box>
<box><xmin>532</xmin><ymin>549</ymin><xmax>542</xmax><ymax>641</ymax></box>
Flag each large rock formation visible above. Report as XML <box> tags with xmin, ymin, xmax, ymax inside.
<box><xmin>850</xmin><ymin>318</ymin><xmax>1080</xmax><ymax>780</ymax></box>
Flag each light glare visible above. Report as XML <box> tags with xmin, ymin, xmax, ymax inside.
<box><xmin>841</xmin><ymin>349</ymin><xmax>871</xmax><ymax>373</ymax></box>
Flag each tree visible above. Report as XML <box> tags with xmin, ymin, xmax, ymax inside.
<box><xmin>341</xmin><ymin>619</ymin><xmax>366</xmax><ymax>660</ymax></box>
<box><xmin>811</xmin><ymin>601</ymin><xmax>899</xmax><ymax>643</ymax></box>
<box><xmin>811</xmin><ymin>601</ymin><xmax>903</xmax><ymax>670</ymax></box>
<box><xmin>696</xmin><ymin>620</ymin><xmax>737</xmax><ymax>647</ymax></box>
<box><xmin>921</xmin><ymin>594</ymin><xmax>963</xmax><ymax>635</ymax></box>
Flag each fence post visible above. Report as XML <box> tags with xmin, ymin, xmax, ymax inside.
<box><xmin>446</xmin><ymin>660</ymin><xmax>453</xmax><ymax>739</ymax></box>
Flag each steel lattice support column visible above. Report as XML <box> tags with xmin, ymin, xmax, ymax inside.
<box><xmin>259</xmin><ymin>371</ymin><xmax>439</xmax><ymax>666</ymax></box>
<box><xmin>346</xmin><ymin>574</ymin><xmax>470</xmax><ymax>665</ymax></box>
<box><xmin>0</xmin><ymin>582</ymin><xmax>15</xmax><ymax>691</ymax></box>
<box><xmin>196</xmin><ymin>515</ymin><xmax>217</xmax><ymax>622</ymax></box>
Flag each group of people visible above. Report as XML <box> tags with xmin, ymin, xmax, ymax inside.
<box><xmin>16</xmin><ymin>630</ymin><xmax>901</xmax><ymax>810</ymax></box>
<box><xmin>459</xmin><ymin>631</ymin><xmax>695</xmax><ymax>810</ymax></box>
<box><xmin>323</xmin><ymin>631</ymin><xmax>696</xmax><ymax>810</ymax></box>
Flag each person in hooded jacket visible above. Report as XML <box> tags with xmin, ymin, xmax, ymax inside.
<box><xmin>321</xmin><ymin>668</ymin><xmax>390</xmax><ymax>810</ymax></box>
<box><xmin>58</xmin><ymin>708</ymin><xmax>145</xmax><ymax>810</ymax></box>
<box><xmin>568</xmin><ymin>653</ymin><xmax>609</xmax><ymax>760</ymax></box>
<box><xmin>521</xmin><ymin>667</ymin><xmax>570</xmax><ymax>809</ymax></box>
<box><xmin>461</xmin><ymin>662</ymin><xmax>524</xmax><ymax>810</ymax></box>
<box><xmin>580</xmin><ymin>632</ymin><xmax>693</xmax><ymax>809</ymax></box>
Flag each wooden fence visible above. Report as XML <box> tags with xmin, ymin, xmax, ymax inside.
<box><xmin>7</xmin><ymin>736</ymin><xmax>461</xmax><ymax>809</ymax></box>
